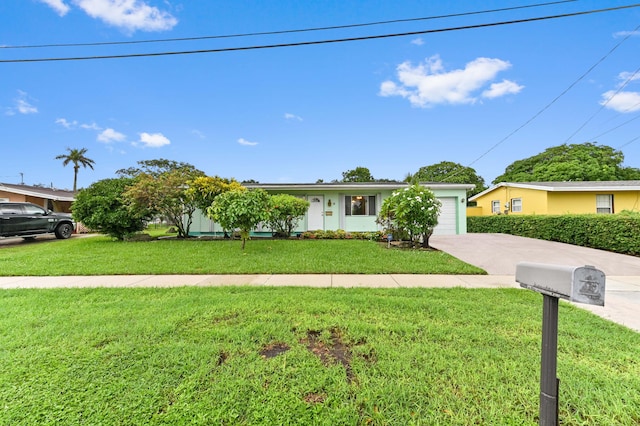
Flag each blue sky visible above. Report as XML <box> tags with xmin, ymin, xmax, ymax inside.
<box><xmin>2</xmin><ymin>0</ymin><xmax>640</xmax><ymax>190</ymax></box>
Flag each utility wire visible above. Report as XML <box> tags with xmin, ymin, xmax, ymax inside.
<box><xmin>452</xmin><ymin>18</ymin><xmax>640</xmax><ymax>179</ymax></box>
<box><xmin>563</xmin><ymin>64</ymin><xmax>640</xmax><ymax>143</ymax></box>
<box><xmin>1</xmin><ymin>0</ymin><xmax>576</xmax><ymax>50</ymax></box>
<box><xmin>1</xmin><ymin>3</ymin><xmax>638</xmax><ymax>63</ymax></box>
<box><xmin>591</xmin><ymin>113</ymin><xmax>640</xmax><ymax>140</ymax></box>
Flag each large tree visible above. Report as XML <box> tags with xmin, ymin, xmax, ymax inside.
<box><xmin>119</xmin><ymin>159</ymin><xmax>205</xmax><ymax>238</ymax></box>
<box><xmin>55</xmin><ymin>147</ymin><xmax>95</xmax><ymax>191</ymax></box>
<box><xmin>72</xmin><ymin>178</ymin><xmax>151</xmax><ymax>240</ymax></box>
<box><xmin>493</xmin><ymin>142</ymin><xmax>640</xmax><ymax>184</ymax></box>
<box><xmin>341</xmin><ymin>166</ymin><xmax>375</xmax><ymax>182</ymax></box>
<box><xmin>406</xmin><ymin>161</ymin><xmax>486</xmax><ymax>196</ymax></box>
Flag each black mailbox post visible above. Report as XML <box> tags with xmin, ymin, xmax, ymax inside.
<box><xmin>516</xmin><ymin>262</ymin><xmax>605</xmax><ymax>426</ymax></box>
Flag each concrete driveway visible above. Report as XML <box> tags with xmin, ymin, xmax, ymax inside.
<box><xmin>431</xmin><ymin>233</ymin><xmax>640</xmax><ymax>276</ymax></box>
<box><xmin>431</xmin><ymin>233</ymin><xmax>640</xmax><ymax>332</ymax></box>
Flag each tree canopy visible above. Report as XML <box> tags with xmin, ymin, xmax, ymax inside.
<box><xmin>72</xmin><ymin>178</ymin><xmax>150</xmax><ymax>240</ymax></box>
<box><xmin>341</xmin><ymin>166</ymin><xmax>375</xmax><ymax>182</ymax></box>
<box><xmin>207</xmin><ymin>189</ymin><xmax>271</xmax><ymax>250</ymax></box>
<box><xmin>120</xmin><ymin>159</ymin><xmax>206</xmax><ymax>238</ymax></box>
<box><xmin>55</xmin><ymin>147</ymin><xmax>95</xmax><ymax>192</ymax></box>
<box><xmin>493</xmin><ymin>142</ymin><xmax>640</xmax><ymax>184</ymax></box>
<box><xmin>406</xmin><ymin>161</ymin><xmax>486</xmax><ymax>196</ymax></box>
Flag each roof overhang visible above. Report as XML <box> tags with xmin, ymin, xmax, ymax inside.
<box><xmin>0</xmin><ymin>184</ymin><xmax>75</xmax><ymax>202</ymax></box>
<box><xmin>470</xmin><ymin>181</ymin><xmax>640</xmax><ymax>201</ymax></box>
<box><xmin>245</xmin><ymin>182</ymin><xmax>475</xmax><ymax>191</ymax></box>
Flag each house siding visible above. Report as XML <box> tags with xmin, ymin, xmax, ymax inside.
<box><xmin>469</xmin><ymin>182</ymin><xmax>640</xmax><ymax>216</ymax></box>
<box><xmin>189</xmin><ymin>184</ymin><xmax>470</xmax><ymax>236</ymax></box>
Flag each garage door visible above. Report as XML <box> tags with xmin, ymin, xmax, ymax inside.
<box><xmin>433</xmin><ymin>197</ymin><xmax>457</xmax><ymax>235</ymax></box>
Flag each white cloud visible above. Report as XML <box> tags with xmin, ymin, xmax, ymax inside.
<box><xmin>38</xmin><ymin>0</ymin><xmax>71</xmax><ymax>16</ymax></box>
<box><xmin>482</xmin><ymin>79</ymin><xmax>524</xmax><ymax>99</ymax></box>
<box><xmin>618</xmin><ymin>71</ymin><xmax>640</xmax><ymax>86</ymax></box>
<box><xmin>379</xmin><ymin>55</ymin><xmax>520</xmax><ymax>107</ymax></box>
<box><xmin>80</xmin><ymin>122</ymin><xmax>102</xmax><ymax>130</ymax></box>
<box><xmin>284</xmin><ymin>113</ymin><xmax>303</xmax><ymax>121</ymax></box>
<box><xmin>98</xmin><ymin>128</ymin><xmax>126</xmax><ymax>143</ymax></box>
<box><xmin>601</xmin><ymin>90</ymin><xmax>640</xmax><ymax>113</ymax></box>
<box><xmin>410</xmin><ymin>38</ymin><xmax>424</xmax><ymax>46</ymax></box>
<box><xmin>6</xmin><ymin>91</ymin><xmax>38</xmax><ymax>116</ymax></box>
<box><xmin>191</xmin><ymin>129</ymin><xmax>205</xmax><ymax>139</ymax></box>
<box><xmin>614</xmin><ymin>30</ymin><xmax>640</xmax><ymax>38</ymax></box>
<box><xmin>138</xmin><ymin>132</ymin><xmax>170</xmax><ymax>147</ymax></box>
<box><xmin>238</xmin><ymin>138</ymin><xmax>258</xmax><ymax>146</ymax></box>
<box><xmin>39</xmin><ymin>0</ymin><xmax>177</xmax><ymax>32</ymax></box>
<box><xmin>55</xmin><ymin>118</ymin><xmax>78</xmax><ymax>128</ymax></box>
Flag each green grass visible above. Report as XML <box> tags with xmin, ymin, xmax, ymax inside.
<box><xmin>1</xmin><ymin>287</ymin><xmax>638</xmax><ymax>425</ymax></box>
<box><xmin>0</xmin><ymin>236</ymin><xmax>485</xmax><ymax>276</ymax></box>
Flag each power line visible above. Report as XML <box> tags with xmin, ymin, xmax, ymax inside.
<box><xmin>564</xmin><ymin>64</ymin><xmax>640</xmax><ymax>143</ymax></box>
<box><xmin>459</xmin><ymin>18</ymin><xmax>640</xmax><ymax>175</ymax></box>
<box><xmin>591</xmin><ymin>113</ymin><xmax>640</xmax><ymax>140</ymax></box>
<box><xmin>2</xmin><ymin>3</ymin><xmax>638</xmax><ymax>63</ymax></box>
<box><xmin>1</xmin><ymin>0</ymin><xmax>577</xmax><ymax>50</ymax></box>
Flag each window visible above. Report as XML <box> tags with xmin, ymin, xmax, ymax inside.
<box><xmin>345</xmin><ymin>195</ymin><xmax>376</xmax><ymax>216</ymax></box>
<box><xmin>596</xmin><ymin>194</ymin><xmax>613</xmax><ymax>214</ymax></box>
<box><xmin>511</xmin><ymin>198</ymin><xmax>522</xmax><ymax>213</ymax></box>
<box><xmin>491</xmin><ymin>200</ymin><xmax>501</xmax><ymax>214</ymax></box>
<box><xmin>23</xmin><ymin>204</ymin><xmax>46</xmax><ymax>215</ymax></box>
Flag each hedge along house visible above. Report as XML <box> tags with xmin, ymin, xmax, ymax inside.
<box><xmin>189</xmin><ymin>182</ymin><xmax>474</xmax><ymax>237</ymax></box>
<box><xmin>468</xmin><ymin>181</ymin><xmax>640</xmax><ymax>216</ymax></box>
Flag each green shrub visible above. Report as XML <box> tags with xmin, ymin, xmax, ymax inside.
<box><xmin>468</xmin><ymin>214</ymin><xmax>640</xmax><ymax>255</ymax></box>
<box><xmin>300</xmin><ymin>229</ymin><xmax>384</xmax><ymax>241</ymax></box>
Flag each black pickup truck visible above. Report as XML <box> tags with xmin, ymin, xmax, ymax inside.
<box><xmin>0</xmin><ymin>202</ymin><xmax>75</xmax><ymax>240</ymax></box>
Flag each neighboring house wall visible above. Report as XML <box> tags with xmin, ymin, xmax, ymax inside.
<box><xmin>546</xmin><ymin>191</ymin><xmax>640</xmax><ymax>214</ymax></box>
<box><xmin>473</xmin><ymin>187</ymin><xmax>549</xmax><ymax>215</ymax></box>
<box><xmin>189</xmin><ymin>183</ymin><xmax>471</xmax><ymax>236</ymax></box>
<box><xmin>470</xmin><ymin>182</ymin><xmax>640</xmax><ymax>216</ymax></box>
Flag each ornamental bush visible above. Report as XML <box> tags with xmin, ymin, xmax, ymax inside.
<box><xmin>266</xmin><ymin>194</ymin><xmax>310</xmax><ymax>238</ymax></box>
<box><xmin>378</xmin><ymin>184</ymin><xmax>441</xmax><ymax>248</ymax></box>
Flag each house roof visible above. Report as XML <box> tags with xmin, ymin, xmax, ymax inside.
<box><xmin>0</xmin><ymin>182</ymin><xmax>76</xmax><ymax>202</ymax></box>
<box><xmin>470</xmin><ymin>181</ymin><xmax>640</xmax><ymax>201</ymax></box>
<box><xmin>245</xmin><ymin>182</ymin><xmax>475</xmax><ymax>191</ymax></box>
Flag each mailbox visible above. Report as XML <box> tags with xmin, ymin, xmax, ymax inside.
<box><xmin>516</xmin><ymin>262</ymin><xmax>605</xmax><ymax>306</ymax></box>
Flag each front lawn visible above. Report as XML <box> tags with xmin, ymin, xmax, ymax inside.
<box><xmin>0</xmin><ymin>236</ymin><xmax>485</xmax><ymax>276</ymax></box>
<box><xmin>1</xmin><ymin>287</ymin><xmax>638</xmax><ymax>425</ymax></box>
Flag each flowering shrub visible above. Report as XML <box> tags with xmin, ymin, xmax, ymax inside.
<box><xmin>377</xmin><ymin>184</ymin><xmax>441</xmax><ymax>248</ymax></box>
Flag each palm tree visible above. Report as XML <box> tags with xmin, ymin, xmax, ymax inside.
<box><xmin>55</xmin><ymin>147</ymin><xmax>95</xmax><ymax>191</ymax></box>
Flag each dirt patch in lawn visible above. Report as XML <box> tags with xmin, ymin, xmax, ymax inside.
<box><xmin>301</xmin><ymin>328</ymin><xmax>355</xmax><ymax>384</ymax></box>
<box><xmin>260</xmin><ymin>342</ymin><xmax>291</xmax><ymax>359</ymax></box>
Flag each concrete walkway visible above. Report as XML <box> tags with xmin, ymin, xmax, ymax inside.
<box><xmin>1</xmin><ymin>233</ymin><xmax>639</xmax><ymax>332</ymax></box>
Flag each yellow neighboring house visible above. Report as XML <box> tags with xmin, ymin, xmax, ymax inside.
<box><xmin>468</xmin><ymin>181</ymin><xmax>640</xmax><ymax>216</ymax></box>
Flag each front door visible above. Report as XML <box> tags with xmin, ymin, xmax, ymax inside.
<box><xmin>307</xmin><ymin>196</ymin><xmax>324</xmax><ymax>230</ymax></box>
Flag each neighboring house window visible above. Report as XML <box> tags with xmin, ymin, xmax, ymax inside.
<box><xmin>596</xmin><ymin>194</ymin><xmax>614</xmax><ymax>214</ymax></box>
<box><xmin>344</xmin><ymin>195</ymin><xmax>376</xmax><ymax>216</ymax></box>
<box><xmin>491</xmin><ymin>200</ymin><xmax>501</xmax><ymax>214</ymax></box>
<box><xmin>511</xmin><ymin>198</ymin><xmax>522</xmax><ymax>213</ymax></box>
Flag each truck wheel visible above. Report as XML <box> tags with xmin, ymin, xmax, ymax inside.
<box><xmin>55</xmin><ymin>223</ymin><xmax>73</xmax><ymax>239</ymax></box>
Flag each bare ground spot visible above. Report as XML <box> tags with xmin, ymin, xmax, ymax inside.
<box><xmin>303</xmin><ymin>392</ymin><xmax>327</xmax><ymax>404</ymax></box>
<box><xmin>260</xmin><ymin>342</ymin><xmax>291</xmax><ymax>359</ymax></box>
<box><xmin>300</xmin><ymin>328</ymin><xmax>355</xmax><ymax>384</ymax></box>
